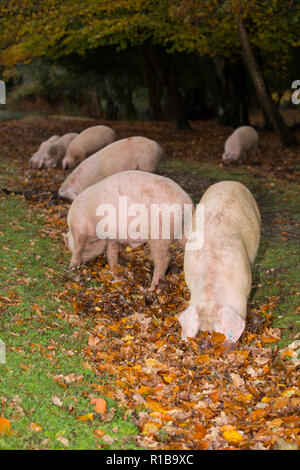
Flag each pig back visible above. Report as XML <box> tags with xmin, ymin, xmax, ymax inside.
<box><xmin>69</xmin><ymin>170</ymin><xmax>194</xmax><ymax>241</ymax></box>
<box><xmin>199</xmin><ymin>181</ymin><xmax>260</xmax><ymax>263</ymax></box>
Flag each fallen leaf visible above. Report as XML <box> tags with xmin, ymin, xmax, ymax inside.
<box><xmin>29</xmin><ymin>422</ymin><xmax>42</xmax><ymax>433</ymax></box>
<box><xmin>94</xmin><ymin>428</ymin><xmax>106</xmax><ymax>438</ymax></box>
<box><xmin>0</xmin><ymin>417</ymin><xmax>11</xmax><ymax>436</ymax></box>
<box><xmin>76</xmin><ymin>413</ymin><xmax>94</xmax><ymax>422</ymax></box>
<box><xmin>56</xmin><ymin>436</ymin><xmax>69</xmax><ymax>447</ymax></box>
<box><xmin>90</xmin><ymin>397</ymin><xmax>107</xmax><ymax>414</ymax></box>
<box><xmin>223</xmin><ymin>429</ymin><xmax>244</xmax><ymax>444</ymax></box>
<box><xmin>52</xmin><ymin>396</ymin><xmax>63</xmax><ymax>407</ymax></box>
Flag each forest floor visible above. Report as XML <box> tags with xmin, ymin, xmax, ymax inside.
<box><xmin>0</xmin><ymin>113</ymin><xmax>299</xmax><ymax>450</ymax></box>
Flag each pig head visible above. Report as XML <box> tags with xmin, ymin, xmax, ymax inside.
<box><xmin>178</xmin><ymin>304</ymin><xmax>246</xmax><ymax>342</ymax></box>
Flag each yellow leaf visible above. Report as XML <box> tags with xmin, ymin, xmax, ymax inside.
<box><xmin>195</xmin><ymin>354</ymin><xmax>210</xmax><ymax>364</ymax></box>
<box><xmin>76</xmin><ymin>413</ymin><xmax>93</xmax><ymax>422</ymax></box>
<box><xmin>236</xmin><ymin>393</ymin><xmax>253</xmax><ymax>403</ymax></box>
<box><xmin>211</xmin><ymin>331</ymin><xmax>226</xmax><ymax>343</ymax></box>
<box><xmin>145</xmin><ymin>358</ymin><xmax>160</xmax><ymax>368</ymax></box>
<box><xmin>268</xmin><ymin>418</ymin><xmax>283</xmax><ymax>428</ymax></box>
<box><xmin>136</xmin><ymin>385</ymin><xmax>155</xmax><ymax>395</ymax></box>
<box><xmin>281</xmin><ymin>388</ymin><xmax>296</xmax><ymax>397</ymax></box>
<box><xmin>122</xmin><ymin>334</ymin><xmax>134</xmax><ymax>342</ymax></box>
<box><xmin>142</xmin><ymin>421</ymin><xmax>162</xmax><ymax>435</ymax></box>
<box><xmin>94</xmin><ymin>428</ymin><xmax>106</xmax><ymax>438</ymax></box>
<box><xmin>145</xmin><ymin>399</ymin><xmax>170</xmax><ymax>414</ymax></box>
<box><xmin>261</xmin><ymin>396</ymin><xmax>272</xmax><ymax>403</ymax></box>
<box><xmin>162</xmin><ymin>375</ymin><xmax>173</xmax><ymax>383</ymax></box>
<box><xmin>223</xmin><ymin>429</ymin><xmax>244</xmax><ymax>443</ymax></box>
<box><xmin>0</xmin><ymin>417</ymin><xmax>11</xmax><ymax>435</ymax></box>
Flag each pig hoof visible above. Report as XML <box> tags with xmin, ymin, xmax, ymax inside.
<box><xmin>148</xmin><ymin>284</ymin><xmax>157</xmax><ymax>292</ymax></box>
<box><xmin>68</xmin><ymin>263</ymin><xmax>80</xmax><ymax>271</ymax></box>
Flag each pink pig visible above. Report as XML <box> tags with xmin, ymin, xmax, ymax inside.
<box><xmin>58</xmin><ymin>136</ymin><xmax>164</xmax><ymax>201</ymax></box>
<box><xmin>178</xmin><ymin>181</ymin><xmax>261</xmax><ymax>342</ymax></box>
<box><xmin>44</xmin><ymin>133</ymin><xmax>78</xmax><ymax>168</ymax></box>
<box><xmin>65</xmin><ymin>170</ymin><xmax>194</xmax><ymax>290</ymax></box>
<box><xmin>61</xmin><ymin>125</ymin><xmax>116</xmax><ymax>169</ymax></box>
<box><xmin>222</xmin><ymin>126</ymin><xmax>258</xmax><ymax>162</ymax></box>
<box><xmin>29</xmin><ymin>135</ymin><xmax>60</xmax><ymax>168</ymax></box>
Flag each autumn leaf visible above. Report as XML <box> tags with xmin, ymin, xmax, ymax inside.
<box><xmin>142</xmin><ymin>421</ymin><xmax>162</xmax><ymax>435</ymax></box>
<box><xmin>223</xmin><ymin>429</ymin><xmax>244</xmax><ymax>444</ymax></box>
<box><xmin>94</xmin><ymin>428</ymin><xmax>106</xmax><ymax>438</ymax></box>
<box><xmin>29</xmin><ymin>422</ymin><xmax>42</xmax><ymax>433</ymax></box>
<box><xmin>56</xmin><ymin>436</ymin><xmax>69</xmax><ymax>447</ymax></box>
<box><xmin>76</xmin><ymin>413</ymin><xmax>94</xmax><ymax>422</ymax></box>
<box><xmin>0</xmin><ymin>417</ymin><xmax>11</xmax><ymax>436</ymax></box>
<box><xmin>90</xmin><ymin>397</ymin><xmax>107</xmax><ymax>414</ymax></box>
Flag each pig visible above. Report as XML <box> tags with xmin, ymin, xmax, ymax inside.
<box><xmin>29</xmin><ymin>135</ymin><xmax>60</xmax><ymax>168</ymax></box>
<box><xmin>44</xmin><ymin>132</ymin><xmax>78</xmax><ymax>168</ymax></box>
<box><xmin>222</xmin><ymin>126</ymin><xmax>258</xmax><ymax>162</ymax></box>
<box><xmin>61</xmin><ymin>125</ymin><xmax>116</xmax><ymax>170</ymax></box>
<box><xmin>65</xmin><ymin>170</ymin><xmax>194</xmax><ymax>290</ymax></box>
<box><xmin>58</xmin><ymin>136</ymin><xmax>164</xmax><ymax>201</ymax></box>
<box><xmin>178</xmin><ymin>181</ymin><xmax>261</xmax><ymax>343</ymax></box>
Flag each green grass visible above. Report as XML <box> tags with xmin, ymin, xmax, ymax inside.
<box><xmin>0</xmin><ymin>191</ymin><xmax>139</xmax><ymax>450</ymax></box>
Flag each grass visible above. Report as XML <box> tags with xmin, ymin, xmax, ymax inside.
<box><xmin>0</xmin><ymin>188</ymin><xmax>139</xmax><ymax>450</ymax></box>
<box><xmin>0</xmin><ymin>110</ymin><xmax>29</xmax><ymax>121</ymax></box>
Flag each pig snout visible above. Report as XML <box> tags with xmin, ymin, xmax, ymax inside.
<box><xmin>178</xmin><ymin>305</ymin><xmax>245</xmax><ymax>343</ymax></box>
<box><xmin>214</xmin><ymin>305</ymin><xmax>245</xmax><ymax>343</ymax></box>
<box><xmin>58</xmin><ymin>186</ymin><xmax>78</xmax><ymax>202</ymax></box>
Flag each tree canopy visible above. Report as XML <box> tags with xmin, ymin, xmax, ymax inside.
<box><xmin>1</xmin><ymin>0</ymin><xmax>299</xmax><ymax>73</ymax></box>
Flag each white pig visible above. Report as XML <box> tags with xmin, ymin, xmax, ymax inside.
<box><xmin>29</xmin><ymin>135</ymin><xmax>60</xmax><ymax>168</ymax></box>
<box><xmin>58</xmin><ymin>136</ymin><xmax>164</xmax><ymax>201</ymax></box>
<box><xmin>222</xmin><ymin>126</ymin><xmax>258</xmax><ymax>162</ymax></box>
<box><xmin>178</xmin><ymin>181</ymin><xmax>261</xmax><ymax>342</ymax></box>
<box><xmin>44</xmin><ymin>132</ymin><xmax>78</xmax><ymax>168</ymax></box>
<box><xmin>65</xmin><ymin>170</ymin><xmax>194</xmax><ymax>290</ymax></box>
<box><xmin>61</xmin><ymin>125</ymin><xmax>116</xmax><ymax>169</ymax></box>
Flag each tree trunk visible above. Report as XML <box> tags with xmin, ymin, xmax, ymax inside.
<box><xmin>105</xmin><ymin>76</ymin><xmax>137</xmax><ymax>120</ymax></box>
<box><xmin>140</xmin><ymin>46</ymin><xmax>164</xmax><ymax>120</ymax></box>
<box><xmin>147</xmin><ymin>45</ymin><xmax>191</xmax><ymax>130</ymax></box>
<box><xmin>235</xmin><ymin>8</ymin><xmax>296</xmax><ymax>146</ymax></box>
<box><xmin>211</xmin><ymin>55</ymin><xmax>249</xmax><ymax>127</ymax></box>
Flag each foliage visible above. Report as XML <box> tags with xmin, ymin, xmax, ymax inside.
<box><xmin>0</xmin><ymin>0</ymin><xmax>299</xmax><ymax>74</ymax></box>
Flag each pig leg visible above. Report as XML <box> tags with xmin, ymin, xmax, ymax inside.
<box><xmin>148</xmin><ymin>240</ymin><xmax>171</xmax><ymax>291</ymax></box>
<box><xmin>69</xmin><ymin>232</ymin><xmax>87</xmax><ymax>270</ymax></box>
<box><xmin>106</xmin><ymin>241</ymin><xmax>119</xmax><ymax>267</ymax></box>
<box><xmin>251</xmin><ymin>143</ymin><xmax>257</xmax><ymax>162</ymax></box>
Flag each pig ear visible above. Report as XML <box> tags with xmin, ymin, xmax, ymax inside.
<box><xmin>62</xmin><ymin>159</ymin><xmax>68</xmax><ymax>169</ymax></box>
<box><xmin>178</xmin><ymin>306</ymin><xmax>200</xmax><ymax>340</ymax></box>
<box><xmin>215</xmin><ymin>306</ymin><xmax>245</xmax><ymax>343</ymax></box>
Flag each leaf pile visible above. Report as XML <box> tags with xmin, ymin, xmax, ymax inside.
<box><xmin>59</xmin><ymin>259</ymin><xmax>299</xmax><ymax>450</ymax></box>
